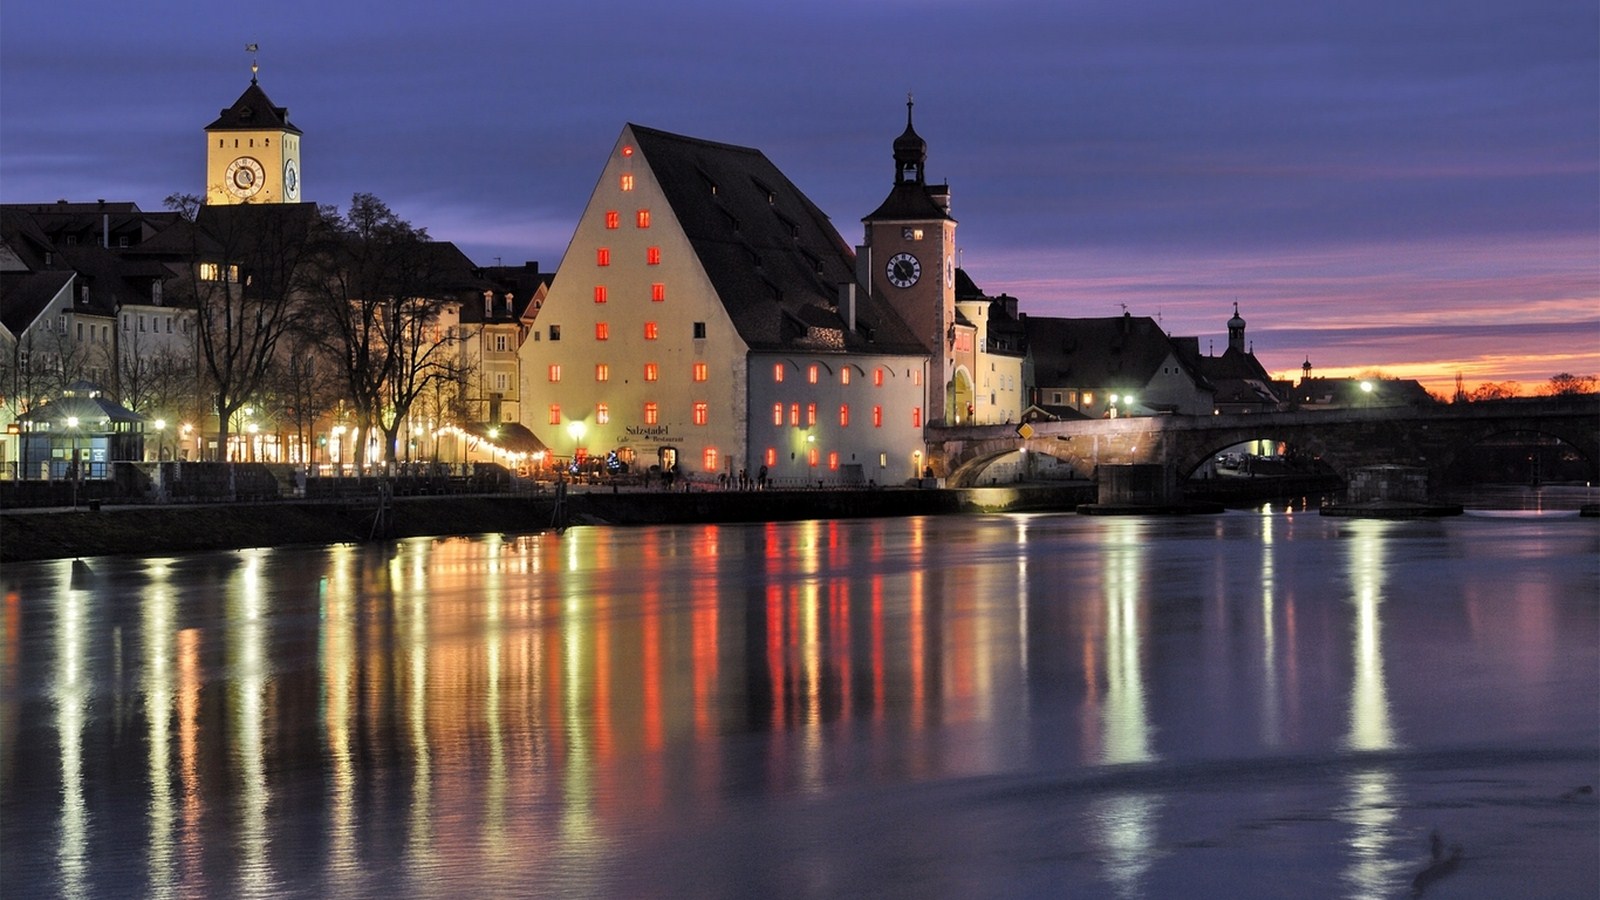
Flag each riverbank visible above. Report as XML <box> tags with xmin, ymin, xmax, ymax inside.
<box><xmin>1</xmin><ymin>483</ymin><xmax>1096</xmax><ymax>562</ymax></box>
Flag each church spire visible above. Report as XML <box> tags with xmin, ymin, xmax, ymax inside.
<box><xmin>893</xmin><ymin>92</ymin><xmax>927</xmax><ymax>185</ymax></box>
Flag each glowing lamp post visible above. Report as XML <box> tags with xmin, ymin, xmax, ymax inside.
<box><xmin>567</xmin><ymin>420</ymin><xmax>585</xmax><ymax>476</ymax></box>
<box><xmin>152</xmin><ymin>418</ymin><xmax>166</xmax><ymax>461</ymax></box>
<box><xmin>1360</xmin><ymin>380</ymin><xmax>1374</xmax><ymax>409</ymax></box>
<box><xmin>66</xmin><ymin>415</ymin><xmax>80</xmax><ymax>509</ymax></box>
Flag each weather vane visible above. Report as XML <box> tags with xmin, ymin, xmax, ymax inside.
<box><xmin>246</xmin><ymin>43</ymin><xmax>259</xmax><ymax>82</ymax></box>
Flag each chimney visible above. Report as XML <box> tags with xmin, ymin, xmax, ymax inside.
<box><xmin>855</xmin><ymin>244</ymin><xmax>871</xmax><ymax>290</ymax></box>
<box><xmin>100</xmin><ymin>199</ymin><xmax>109</xmax><ymax>249</ymax></box>
<box><xmin>839</xmin><ymin>282</ymin><xmax>857</xmax><ymax>332</ymax></box>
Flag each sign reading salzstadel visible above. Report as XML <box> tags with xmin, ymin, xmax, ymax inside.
<box><xmin>621</xmin><ymin>424</ymin><xmax>683</xmax><ymax>444</ymax></box>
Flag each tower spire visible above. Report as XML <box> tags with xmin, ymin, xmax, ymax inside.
<box><xmin>246</xmin><ymin>42</ymin><xmax>259</xmax><ymax>83</ymax></box>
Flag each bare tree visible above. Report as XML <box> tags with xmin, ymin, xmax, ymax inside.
<box><xmin>1545</xmin><ymin>373</ymin><xmax>1596</xmax><ymax>396</ymax></box>
<box><xmin>163</xmin><ymin>194</ymin><xmax>317</xmax><ymax>460</ymax></box>
<box><xmin>1469</xmin><ymin>381</ymin><xmax>1521</xmax><ymax>401</ymax></box>
<box><xmin>302</xmin><ymin>194</ymin><xmax>474</xmax><ymax>469</ymax></box>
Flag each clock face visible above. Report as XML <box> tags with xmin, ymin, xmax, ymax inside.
<box><xmin>283</xmin><ymin>159</ymin><xmax>300</xmax><ymax>201</ymax></box>
<box><xmin>225</xmin><ymin>156</ymin><xmax>266</xmax><ymax>199</ymax></box>
<box><xmin>886</xmin><ymin>252</ymin><xmax>921</xmax><ymax>288</ymax></box>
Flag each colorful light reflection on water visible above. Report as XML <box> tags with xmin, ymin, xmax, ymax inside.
<box><xmin>2</xmin><ymin>512</ymin><xmax>1595</xmax><ymax>898</ymax></box>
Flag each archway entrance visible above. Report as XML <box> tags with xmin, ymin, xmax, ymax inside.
<box><xmin>951</xmin><ymin>368</ymin><xmax>975</xmax><ymax>425</ymax></box>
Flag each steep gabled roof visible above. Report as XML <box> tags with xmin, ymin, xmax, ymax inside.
<box><xmin>205</xmin><ymin>81</ymin><xmax>301</xmax><ymax>134</ymax></box>
<box><xmin>1026</xmin><ymin>313</ymin><xmax>1210</xmax><ymax>390</ymax></box>
<box><xmin>0</xmin><ymin>270</ymin><xmax>74</xmax><ymax>336</ymax></box>
<box><xmin>629</xmin><ymin>124</ymin><xmax>923</xmax><ymax>355</ymax></box>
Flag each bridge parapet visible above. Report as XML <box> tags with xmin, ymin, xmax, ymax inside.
<box><xmin>931</xmin><ymin>395</ymin><xmax>1600</xmax><ymax>487</ymax></box>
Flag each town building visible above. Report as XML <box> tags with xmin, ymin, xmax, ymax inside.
<box><xmin>205</xmin><ymin>67</ymin><xmax>303</xmax><ymax>206</ymax></box>
<box><xmin>519</xmin><ymin>123</ymin><xmax>930</xmax><ymax>484</ymax></box>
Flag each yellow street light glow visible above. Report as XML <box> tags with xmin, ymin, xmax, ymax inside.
<box><xmin>66</xmin><ymin>416</ymin><xmax>80</xmax><ymax>428</ymax></box>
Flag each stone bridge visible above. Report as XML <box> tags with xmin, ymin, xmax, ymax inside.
<box><xmin>931</xmin><ymin>395</ymin><xmax>1600</xmax><ymax>488</ymax></box>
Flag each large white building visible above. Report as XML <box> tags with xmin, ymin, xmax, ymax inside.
<box><xmin>520</xmin><ymin>124</ymin><xmax>931</xmax><ymax>485</ymax></box>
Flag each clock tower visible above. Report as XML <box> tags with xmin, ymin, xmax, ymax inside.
<box><xmin>862</xmin><ymin>97</ymin><xmax>958</xmax><ymax>424</ymax></box>
<box><xmin>204</xmin><ymin>62</ymin><xmax>302</xmax><ymax>206</ymax></box>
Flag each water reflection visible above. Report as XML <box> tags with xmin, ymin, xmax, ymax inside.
<box><xmin>1339</xmin><ymin>521</ymin><xmax>1405</xmax><ymax>899</ymax></box>
<box><xmin>2</xmin><ymin>514</ymin><xmax>1595</xmax><ymax>898</ymax></box>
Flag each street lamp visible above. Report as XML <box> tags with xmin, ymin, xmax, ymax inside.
<box><xmin>152</xmin><ymin>418</ymin><xmax>166</xmax><ymax>462</ymax></box>
<box><xmin>1360</xmin><ymin>380</ymin><xmax>1374</xmax><ymax>409</ymax></box>
<box><xmin>66</xmin><ymin>415</ymin><xmax>80</xmax><ymax>509</ymax></box>
<box><xmin>567</xmin><ymin>420</ymin><xmax>585</xmax><ymax>476</ymax></box>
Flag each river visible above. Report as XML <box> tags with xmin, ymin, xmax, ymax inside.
<box><xmin>3</xmin><ymin>506</ymin><xmax>1596</xmax><ymax>898</ymax></box>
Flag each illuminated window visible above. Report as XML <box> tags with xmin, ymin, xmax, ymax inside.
<box><xmin>874</xmin><ymin>367</ymin><xmax>884</xmax><ymax>386</ymax></box>
<box><xmin>548</xmin><ymin>364</ymin><xmax>561</xmax><ymax>382</ymax></box>
<box><xmin>773</xmin><ymin>363</ymin><xmax>784</xmax><ymax>383</ymax></box>
<box><xmin>644</xmin><ymin>363</ymin><xmax>658</xmax><ymax>381</ymax></box>
<box><xmin>595</xmin><ymin>322</ymin><xmax>609</xmax><ymax>340</ymax></box>
<box><xmin>789</xmin><ymin>403</ymin><xmax>800</xmax><ymax>426</ymax></box>
<box><xmin>199</xmin><ymin>262</ymin><xmax>220</xmax><ymax>281</ymax></box>
<box><xmin>646</xmin><ymin>246</ymin><xmax>661</xmax><ymax>265</ymax></box>
<box><xmin>703</xmin><ymin>447</ymin><xmax>718</xmax><ymax>471</ymax></box>
<box><xmin>548</xmin><ymin>405</ymin><xmax>561</xmax><ymax>425</ymax></box>
<box><xmin>620</xmin><ymin>174</ymin><xmax>634</xmax><ymax>191</ymax></box>
<box><xmin>594</xmin><ymin>285</ymin><xmax>608</xmax><ymax>303</ymax></box>
<box><xmin>595</xmin><ymin>364</ymin><xmax>610</xmax><ymax>381</ymax></box>
<box><xmin>873</xmin><ymin>405</ymin><xmax>883</xmax><ymax>427</ymax></box>
<box><xmin>828</xmin><ymin>452</ymin><xmax>839</xmax><ymax>471</ymax></box>
<box><xmin>841</xmin><ymin>368</ymin><xmax>851</xmax><ymax>385</ymax></box>
<box><xmin>765</xmin><ymin>447</ymin><xmax>777</xmax><ymax>466</ymax></box>
<box><xmin>808</xmin><ymin>365</ymin><xmax>819</xmax><ymax>384</ymax></box>
<box><xmin>596</xmin><ymin>403</ymin><xmax>609</xmax><ymax>424</ymax></box>
<box><xmin>913</xmin><ymin>407</ymin><xmax>922</xmax><ymax>427</ymax></box>
<box><xmin>651</xmin><ymin>283</ymin><xmax>666</xmax><ymax>302</ymax></box>
<box><xmin>636</xmin><ymin>209</ymin><xmax>651</xmax><ymax>228</ymax></box>
<box><xmin>772</xmin><ymin>403</ymin><xmax>783</xmax><ymax>426</ymax></box>
<box><xmin>806</xmin><ymin>403</ymin><xmax>817</xmax><ymax>426</ymax></box>
<box><xmin>1083</xmin><ymin>392</ymin><xmax>1095</xmax><ymax>405</ymax></box>
<box><xmin>605</xmin><ymin>210</ymin><xmax>619</xmax><ymax>229</ymax></box>
<box><xmin>808</xmin><ymin>447</ymin><xmax>819</xmax><ymax>467</ymax></box>
<box><xmin>693</xmin><ymin>362</ymin><xmax>708</xmax><ymax>382</ymax></box>
<box><xmin>879</xmin><ymin>453</ymin><xmax>888</xmax><ymax>468</ymax></box>
<box><xmin>644</xmin><ymin>322</ymin><xmax>658</xmax><ymax>340</ymax></box>
<box><xmin>644</xmin><ymin>401</ymin><xmax>658</xmax><ymax>424</ymax></box>
<box><xmin>693</xmin><ymin>402</ymin><xmax>709</xmax><ymax>425</ymax></box>
<box><xmin>621</xmin><ymin>145</ymin><xmax>634</xmax><ymax>157</ymax></box>
<box><xmin>912</xmin><ymin>370</ymin><xmax>922</xmax><ymax>386</ymax></box>
<box><xmin>839</xmin><ymin>404</ymin><xmax>849</xmax><ymax>427</ymax></box>
<box><xmin>596</xmin><ymin>247</ymin><xmax>610</xmax><ymax>266</ymax></box>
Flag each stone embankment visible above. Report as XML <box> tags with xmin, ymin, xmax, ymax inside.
<box><xmin>1</xmin><ymin>484</ymin><xmax>1094</xmax><ymax>563</ymax></box>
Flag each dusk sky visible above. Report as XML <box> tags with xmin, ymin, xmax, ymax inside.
<box><xmin>3</xmin><ymin>0</ymin><xmax>1595</xmax><ymax>395</ymax></box>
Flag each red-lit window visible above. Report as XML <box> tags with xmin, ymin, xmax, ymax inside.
<box><xmin>646</xmin><ymin>246</ymin><xmax>661</xmax><ymax>265</ymax></box>
<box><xmin>547</xmin><ymin>364</ymin><xmax>561</xmax><ymax>382</ymax></box>
<box><xmin>789</xmin><ymin>403</ymin><xmax>800</xmax><ymax>426</ymax></box>
<box><xmin>808</xmin><ymin>447</ymin><xmax>819</xmax><ymax>467</ymax></box>
<box><xmin>692</xmin><ymin>362</ymin><xmax>708</xmax><ymax>382</ymax></box>
<box><xmin>805</xmin><ymin>403</ymin><xmax>817</xmax><ymax>426</ymax></box>
<box><xmin>828</xmin><ymin>452</ymin><xmax>839</xmax><ymax>471</ymax></box>
<box><xmin>839</xmin><ymin>404</ymin><xmax>849</xmax><ymax>427</ymax></box>
<box><xmin>773</xmin><ymin>363</ymin><xmax>784</xmax><ymax>382</ymax></box>
<box><xmin>772</xmin><ymin>403</ymin><xmax>783</xmax><ymax>426</ymax></box>
<box><xmin>703</xmin><ymin>447</ymin><xmax>718</xmax><ymax>471</ymax></box>
<box><xmin>872</xmin><ymin>405</ymin><xmax>883</xmax><ymax>427</ymax></box>
<box><xmin>644</xmin><ymin>363</ymin><xmax>658</xmax><ymax>382</ymax></box>
<box><xmin>621</xmin><ymin>145</ymin><xmax>634</xmax><ymax>157</ymax></box>
<box><xmin>765</xmin><ymin>447</ymin><xmax>777</xmax><ymax>466</ymax></box>
<box><xmin>620</xmin><ymin>174</ymin><xmax>634</xmax><ymax>191</ymax></box>
<box><xmin>594</xmin><ymin>285</ymin><xmax>608</xmax><ymax>303</ymax></box>
<box><xmin>644</xmin><ymin>322</ymin><xmax>658</xmax><ymax>340</ymax></box>
<box><xmin>596</xmin><ymin>247</ymin><xmax>610</xmax><ymax>266</ymax></box>
<box><xmin>693</xmin><ymin>402</ymin><xmax>709</xmax><ymax>426</ymax></box>
<box><xmin>595</xmin><ymin>364</ymin><xmax>610</xmax><ymax>381</ymax></box>
<box><xmin>841</xmin><ymin>368</ymin><xmax>852</xmax><ymax>385</ymax></box>
<box><xmin>651</xmin><ymin>283</ymin><xmax>666</xmax><ymax>302</ymax></box>
<box><xmin>605</xmin><ymin>210</ymin><xmax>619</xmax><ymax>230</ymax></box>
<box><xmin>643</xmin><ymin>402</ymin><xmax>658</xmax><ymax>424</ymax></box>
<box><xmin>596</xmin><ymin>403</ymin><xmax>610</xmax><ymax>424</ymax></box>
<box><xmin>807</xmin><ymin>365</ymin><xmax>819</xmax><ymax>384</ymax></box>
<box><xmin>874</xmin><ymin>367</ymin><xmax>885</xmax><ymax>387</ymax></box>
<box><xmin>548</xmin><ymin>405</ymin><xmax>561</xmax><ymax>425</ymax></box>
<box><xmin>913</xmin><ymin>407</ymin><xmax>922</xmax><ymax>427</ymax></box>
<box><xmin>636</xmin><ymin>209</ymin><xmax>651</xmax><ymax>228</ymax></box>
<box><xmin>595</xmin><ymin>322</ymin><xmax>609</xmax><ymax>340</ymax></box>
<box><xmin>912</xmin><ymin>370</ymin><xmax>922</xmax><ymax>386</ymax></box>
